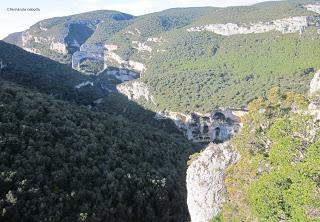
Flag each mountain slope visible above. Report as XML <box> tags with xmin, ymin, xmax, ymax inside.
<box><xmin>0</xmin><ymin>41</ymin><xmax>98</xmax><ymax>101</ymax></box>
<box><xmin>0</xmin><ymin>79</ymin><xmax>192</xmax><ymax>222</ymax></box>
<box><xmin>4</xmin><ymin>10</ymin><xmax>135</xmax><ymax>65</ymax></box>
<box><xmin>0</xmin><ymin>40</ymin><xmax>181</xmax><ymax>134</ymax></box>
<box><xmin>0</xmin><ymin>40</ymin><xmax>193</xmax><ymax>222</ymax></box>
<box><xmin>5</xmin><ymin>0</ymin><xmax>320</xmax><ymax>114</ymax></box>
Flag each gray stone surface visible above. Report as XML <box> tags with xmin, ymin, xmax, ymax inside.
<box><xmin>186</xmin><ymin>142</ymin><xmax>238</xmax><ymax>222</ymax></box>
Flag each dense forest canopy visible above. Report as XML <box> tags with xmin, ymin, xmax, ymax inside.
<box><xmin>0</xmin><ymin>41</ymin><xmax>194</xmax><ymax>221</ymax></box>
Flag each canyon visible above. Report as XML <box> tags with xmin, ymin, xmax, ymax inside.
<box><xmin>3</xmin><ymin>2</ymin><xmax>320</xmax><ymax>221</ymax></box>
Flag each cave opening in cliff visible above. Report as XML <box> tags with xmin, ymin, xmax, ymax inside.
<box><xmin>215</xmin><ymin>127</ymin><xmax>221</xmax><ymax>138</ymax></box>
<box><xmin>203</xmin><ymin>125</ymin><xmax>209</xmax><ymax>134</ymax></box>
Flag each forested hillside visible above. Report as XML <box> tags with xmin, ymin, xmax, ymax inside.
<box><xmin>0</xmin><ymin>41</ymin><xmax>194</xmax><ymax>221</ymax></box>
<box><xmin>2</xmin><ymin>2</ymin><xmax>320</xmax><ymax>221</ymax></box>
<box><xmin>144</xmin><ymin>28</ymin><xmax>319</xmax><ymax>112</ymax></box>
<box><xmin>0</xmin><ymin>41</ymin><xmax>182</xmax><ymax>132</ymax></box>
<box><xmin>211</xmin><ymin>88</ymin><xmax>320</xmax><ymax>222</ymax></box>
<box><xmin>0</xmin><ymin>41</ymin><xmax>100</xmax><ymax>102</ymax></box>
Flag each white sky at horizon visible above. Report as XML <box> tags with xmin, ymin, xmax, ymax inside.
<box><xmin>0</xmin><ymin>0</ymin><xmax>282</xmax><ymax>39</ymax></box>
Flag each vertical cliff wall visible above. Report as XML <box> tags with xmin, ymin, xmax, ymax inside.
<box><xmin>186</xmin><ymin>142</ymin><xmax>238</xmax><ymax>222</ymax></box>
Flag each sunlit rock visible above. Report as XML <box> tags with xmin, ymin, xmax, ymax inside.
<box><xmin>187</xmin><ymin>142</ymin><xmax>238</xmax><ymax>222</ymax></box>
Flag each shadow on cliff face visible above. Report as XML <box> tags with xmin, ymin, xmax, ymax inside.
<box><xmin>0</xmin><ymin>41</ymin><xmax>193</xmax><ymax>221</ymax></box>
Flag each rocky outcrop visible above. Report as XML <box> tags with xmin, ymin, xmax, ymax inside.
<box><xmin>0</xmin><ymin>59</ymin><xmax>7</xmax><ymax>70</ymax></box>
<box><xmin>187</xmin><ymin>16</ymin><xmax>320</xmax><ymax>36</ymax></box>
<box><xmin>117</xmin><ymin>81</ymin><xmax>155</xmax><ymax>104</ymax></box>
<box><xmin>308</xmin><ymin>103</ymin><xmax>320</xmax><ymax>120</ymax></box>
<box><xmin>147</xmin><ymin>37</ymin><xmax>163</xmax><ymax>43</ymax></box>
<box><xmin>72</xmin><ymin>44</ymin><xmax>105</xmax><ymax>71</ymax></box>
<box><xmin>105</xmin><ymin>44</ymin><xmax>146</xmax><ymax>74</ymax></box>
<box><xmin>21</xmin><ymin>31</ymin><xmax>66</xmax><ymax>54</ymax></box>
<box><xmin>125</xmin><ymin>28</ymin><xmax>141</xmax><ymax>36</ymax></box>
<box><xmin>305</xmin><ymin>3</ymin><xmax>320</xmax><ymax>14</ymax></box>
<box><xmin>105</xmin><ymin>68</ymin><xmax>139</xmax><ymax>82</ymax></box>
<box><xmin>309</xmin><ymin>70</ymin><xmax>320</xmax><ymax>120</ymax></box>
<box><xmin>49</xmin><ymin>41</ymin><xmax>68</xmax><ymax>54</ymax></box>
<box><xmin>132</xmin><ymin>41</ymin><xmax>152</xmax><ymax>53</ymax></box>
<box><xmin>75</xmin><ymin>81</ymin><xmax>94</xmax><ymax>89</ymax></box>
<box><xmin>21</xmin><ymin>30</ymin><xmax>67</xmax><ymax>54</ymax></box>
<box><xmin>310</xmin><ymin>70</ymin><xmax>320</xmax><ymax>94</ymax></box>
<box><xmin>21</xmin><ymin>31</ymin><xmax>34</xmax><ymax>46</ymax></box>
<box><xmin>70</xmin><ymin>43</ymin><xmax>147</xmax><ymax>76</ymax></box>
<box><xmin>19</xmin><ymin>19</ymin><xmax>100</xmax><ymax>56</ymax></box>
<box><xmin>187</xmin><ymin>142</ymin><xmax>238</xmax><ymax>222</ymax></box>
<box><xmin>156</xmin><ymin>108</ymin><xmax>247</xmax><ymax>143</ymax></box>
<box><xmin>73</xmin><ymin>42</ymin><xmax>146</xmax><ymax>75</ymax></box>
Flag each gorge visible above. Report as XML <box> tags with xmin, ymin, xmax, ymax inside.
<box><xmin>2</xmin><ymin>1</ymin><xmax>320</xmax><ymax>221</ymax></box>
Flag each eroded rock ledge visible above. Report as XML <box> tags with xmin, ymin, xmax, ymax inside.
<box><xmin>156</xmin><ymin>109</ymin><xmax>247</xmax><ymax>143</ymax></box>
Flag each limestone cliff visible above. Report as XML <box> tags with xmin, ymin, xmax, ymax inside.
<box><xmin>116</xmin><ymin>81</ymin><xmax>155</xmax><ymax>104</ymax></box>
<box><xmin>105</xmin><ymin>44</ymin><xmax>146</xmax><ymax>74</ymax></box>
<box><xmin>305</xmin><ymin>3</ymin><xmax>320</xmax><ymax>14</ymax></box>
<box><xmin>186</xmin><ymin>142</ymin><xmax>238</xmax><ymax>222</ymax></box>
<box><xmin>185</xmin><ymin>67</ymin><xmax>320</xmax><ymax>222</ymax></box>
<box><xmin>72</xmin><ymin>44</ymin><xmax>105</xmax><ymax>71</ymax></box>
<box><xmin>309</xmin><ymin>70</ymin><xmax>320</xmax><ymax>120</ymax></box>
<box><xmin>310</xmin><ymin>70</ymin><xmax>320</xmax><ymax>94</ymax></box>
<box><xmin>21</xmin><ymin>19</ymin><xmax>99</xmax><ymax>56</ymax></box>
<box><xmin>105</xmin><ymin>68</ymin><xmax>139</xmax><ymax>82</ymax></box>
<box><xmin>187</xmin><ymin>16</ymin><xmax>320</xmax><ymax>36</ymax></box>
<box><xmin>117</xmin><ymin>79</ymin><xmax>247</xmax><ymax>143</ymax></box>
<box><xmin>156</xmin><ymin>109</ymin><xmax>247</xmax><ymax>143</ymax></box>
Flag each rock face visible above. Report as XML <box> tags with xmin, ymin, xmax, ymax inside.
<box><xmin>72</xmin><ymin>43</ymin><xmax>145</xmax><ymax>77</ymax></box>
<box><xmin>118</xmin><ymin>80</ymin><xmax>247</xmax><ymax>143</ymax></box>
<box><xmin>187</xmin><ymin>142</ymin><xmax>238</xmax><ymax>222</ymax></box>
<box><xmin>0</xmin><ymin>59</ymin><xmax>7</xmax><ymax>70</ymax></box>
<box><xmin>72</xmin><ymin>44</ymin><xmax>105</xmax><ymax>71</ymax></box>
<box><xmin>187</xmin><ymin>16</ymin><xmax>320</xmax><ymax>36</ymax></box>
<box><xmin>117</xmin><ymin>81</ymin><xmax>155</xmax><ymax>103</ymax></box>
<box><xmin>20</xmin><ymin>19</ymin><xmax>99</xmax><ymax>56</ymax></box>
<box><xmin>4</xmin><ymin>12</ymin><xmax>137</xmax><ymax>76</ymax></box>
<box><xmin>147</xmin><ymin>37</ymin><xmax>163</xmax><ymax>43</ymax></box>
<box><xmin>105</xmin><ymin>68</ymin><xmax>139</xmax><ymax>82</ymax></box>
<box><xmin>50</xmin><ymin>41</ymin><xmax>68</xmax><ymax>54</ymax></box>
<box><xmin>156</xmin><ymin>108</ymin><xmax>247</xmax><ymax>143</ymax></box>
<box><xmin>305</xmin><ymin>3</ymin><xmax>320</xmax><ymax>14</ymax></box>
<box><xmin>310</xmin><ymin>70</ymin><xmax>320</xmax><ymax>94</ymax></box>
<box><xmin>309</xmin><ymin>70</ymin><xmax>320</xmax><ymax>120</ymax></box>
<box><xmin>132</xmin><ymin>41</ymin><xmax>152</xmax><ymax>53</ymax></box>
<box><xmin>105</xmin><ymin>44</ymin><xmax>146</xmax><ymax>74</ymax></box>
<box><xmin>74</xmin><ymin>81</ymin><xmax>94</xmax><ymax>89</ymax></box>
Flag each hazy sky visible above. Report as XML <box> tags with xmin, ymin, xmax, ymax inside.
<box><xmin>0</xmin><ymin>0</ymin><xmax>281</xmax><ymax>39</ymax></box>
